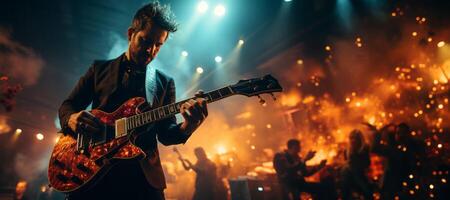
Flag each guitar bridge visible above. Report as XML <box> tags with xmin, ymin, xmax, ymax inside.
<box><xmin>76</xmin><ymin>123</ymin><xmax>107</xmax><ymax>153</ymax></box>
<box><xmin>115</xmin><ymin>118</ymin><xmax>128</xmax><ymax>138</ymax></box>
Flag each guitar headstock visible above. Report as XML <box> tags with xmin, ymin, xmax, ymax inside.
<box><xmin>231</xmin><ymin>74</ymin><xmax>283</xmax><ymax>104</ymax></box>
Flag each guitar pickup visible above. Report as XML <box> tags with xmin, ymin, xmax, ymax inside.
<box><xmin>115</xmin><ymin>118</ymin><xmax>127</xmax><ymax>138</ymax></box>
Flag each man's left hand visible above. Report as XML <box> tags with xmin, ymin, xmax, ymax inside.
<box><xmin>180</xmin><ymin>91</ymin><xmax>208</xmax><ymax>135</ymax></box>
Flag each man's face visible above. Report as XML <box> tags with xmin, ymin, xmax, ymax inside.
<box><xmin>195</xmin><ymin>149</ymin><xmax>207</xmax><ymax>161</ymax></box>
<box><xmin>349</xmin><ymin>133</ymin><xmax>362</xmax><ymax>149</ymax></box>
<box><xmin>127</xmin><ymin>24</ymin><xmax>168</xmax><ymax>66</ymax></box>
<box><xmin>289</xmin><ymin>144</ymin><xmax>300</xmax><ymax>154</ymax></box>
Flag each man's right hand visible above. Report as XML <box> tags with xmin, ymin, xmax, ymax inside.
<box><xmin>68</xmin><ymin>110</ymin><xmax>101</xmax><ymax>134</ymax></box>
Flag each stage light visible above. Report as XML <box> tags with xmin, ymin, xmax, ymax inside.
<box><xmin>197</xmin><ymin>1</ymin><xmax>208</xmax><ymax>13</ymax></box>
<box><xmin>215</xmin><ymin>56</ymin><xmax>222</xmax><ymax>63</ymax></box>
<box><xmin>214</xmin><ymin>4</ymin><xmax>226</xmax><ymax>16</ymax></box>
<box><xmin>238</xmin><ymin>39</ymin><xmax>244</xmax><ymax>45</ymax></box>
<box><xmin>15</xmin><ymin>128</ymin><xmax>22</xmax><ymax>135</ymax></box>
<box><xmin>216</xmin><ymin>145</ymin><xmax>227</xmax><ymax>154</ymax></box>
<box><xmin>437</xmin><ymin>41</ymin><xmax>445</xmax><ymax>48</ymax></box>
<box><xmin>257</xmin><ymin>186</ymin><xmax>264</xmax><ymax>192</ymax></box>
<box><xmin>181</xmin><ymin>51</ymin><xmax>188</xmax><ymax>57</ymax></box>
<box><xmin>40</xmin><ymin>185</ymin><xmax>47</xmax><ymax>193</ymax></box>
<box><xmin>36</xmin><ymin>133</ymin><xmax>44</xmax><ymax>140</ymax></box>
<box><xmin>284</xmin><ymin>0</ymin><xmax>292</xmax><ymax>2</ymax></box>
<box><xmin>196</xmin><ymin>67</ymin><xmax>204</xmax><ymax>74</ymax></box>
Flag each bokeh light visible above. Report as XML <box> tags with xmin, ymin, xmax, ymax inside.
<box><xmin>36</xmin><ymin>133</ymin><xmax>44</xmax><ymax>141</ymax></box>
<box><xmin>214</xmin><ymin>56</ymin><xmax>222</xmax><ymax>63</ymax></box>
<box><xmin>197</xmin><ymin>1</ymin><xmax>208</xmax><ymax>14</ymax></box>
<box><xmin>214</xmin><ymin>4</ymin><xmax>226</xmax><ymax>16</ymax></box>
<box><xmin>196</xmin><ymin>67</ymin><xmax>204</xmax><ymax>74</ymax></box>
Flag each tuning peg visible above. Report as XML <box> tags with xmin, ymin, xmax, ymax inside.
<box><xmin>257</xmin><ymin>95</ymin><xmax>266</xmax><ymax>105</ymax></box>
<box><xmin>270</xmin><ymin>93</ymin><xmax>277</xmax><ymax>101</ymax></box>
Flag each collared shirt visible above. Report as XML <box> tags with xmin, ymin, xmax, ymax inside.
<box><xmin>94</xmin><ymin>54</ymin><xmax>157</xmax><ymax>113</ymax></box>
<box><xmin>119</xmin><ymin>56</ymin><xmax>147</xmax><ymax>105</ymax></box>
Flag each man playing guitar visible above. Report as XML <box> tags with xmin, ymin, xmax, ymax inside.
<box><xmin>58</xmin><ymin>2</ymin><xmax>207</xmax><ymax>199</ymax></box>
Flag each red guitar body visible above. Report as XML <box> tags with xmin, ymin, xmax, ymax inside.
<box><xmin>48</xmin><ymin>97</ymin><xmax>148</xmax><ymax>194</ymax></box>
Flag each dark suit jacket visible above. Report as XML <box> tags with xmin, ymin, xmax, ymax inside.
<box><xmin>58</xmin><ymin>54</ymin><xmax>191</xmax><ymax>189</ymax></box>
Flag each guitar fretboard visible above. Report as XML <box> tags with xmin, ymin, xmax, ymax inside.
<box><xmin>125</xmin><ymin>86</ymin><xmax>234</xmax><ymax>130</ymax></box>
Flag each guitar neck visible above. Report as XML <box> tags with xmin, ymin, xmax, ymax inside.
<box><xmin>174</xmin><ymin>149</ymin><xmax>184</xmax><ymax>160</ymax></box>
<box><xmin>126</xmin><ymin>86</ymin><xmax>235</xmax><ymax>130</ymax></box>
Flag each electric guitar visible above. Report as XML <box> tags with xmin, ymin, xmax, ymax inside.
<box><xmin>47</xmin><ymin>74</ymin><xmax>282</xmax><ymax>194</ymax></box>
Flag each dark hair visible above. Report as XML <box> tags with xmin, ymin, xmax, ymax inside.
<box><xmin>194</xmin><ymin>147</ymin><xmax>205</xmax><ymax>154</ymax></box>
<box><xmin>131</xmin><ymin>1</ymin><xmax>178</xmax><ymax>33</ymax></box>
<box><xmin>287</xmin><ymin>139</ymin><xmax>300</xmax><ymax>149</ymax></box>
